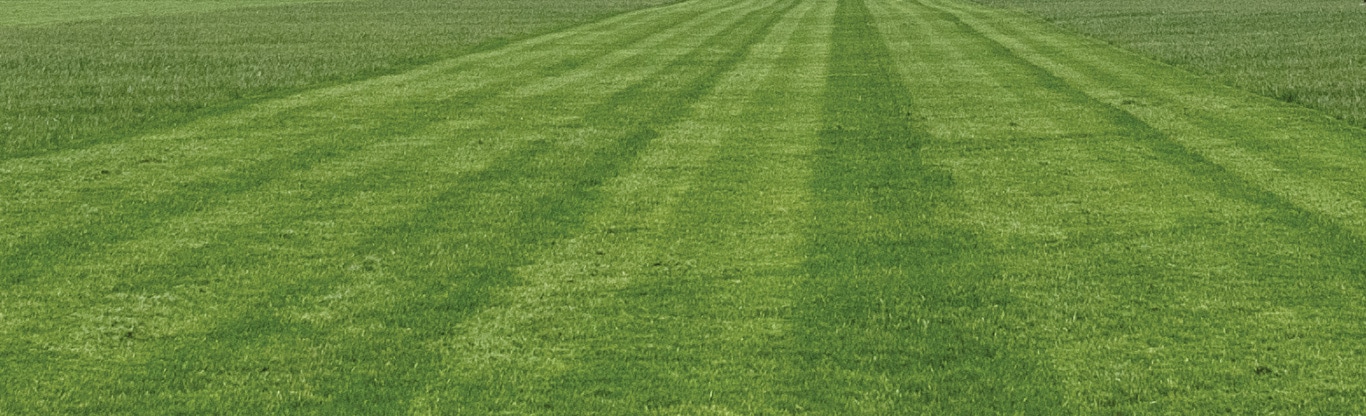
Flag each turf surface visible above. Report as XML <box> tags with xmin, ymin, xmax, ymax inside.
<box><xmin>5</xmin><ymin>0</ymin><xmax>1366</xmax><ymax>413</ymax></box>
<box><xmin>974</xmin><ymin>0</ymin><xmax>1366</xmax><ymax>128</ymax></box>
<box><xmin>0</xmin><ymin>0</ymin><xmax>675</xmax><ymax>158</ymax></box>
<box><xmin>0</xmin><ymin>0</ymin><xmax>327</xmax><ymax>26</ymax></box>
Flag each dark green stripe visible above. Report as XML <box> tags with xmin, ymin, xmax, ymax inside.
<box><xmin>0</xmin><ymin>4</ymin><xmax>744</xmax><ymax>411</ymax></box>
<box><xmin>115</xmin><ymin>1</ymin><xmax>789</xmax><ymax>411</ymax></box>
<box><xmin>925</xmin><ymin>0</ymin><xmax>1366</xmax><ymax>287</ymax></box>
<box><xmin>365</xmin><ymin>0</ymin><xmax>808</xmax><ymax>412</ymax></box>
<box><xmin>0</xmin><ymin>2</ymin><xmax>705</xmax><ymax>286</ymax></box>
<box><xmin>0</xmin><ymin>0</ymin><xmax>680</xmax><ymax>159</ymax></box>
<box><xmin>790</xmin><ymin>0</ymin><xmax>1061</xmax><ymax>411</ymax></box>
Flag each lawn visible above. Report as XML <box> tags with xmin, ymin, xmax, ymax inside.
<box><xmin>973</xmin><ymin>0</ymin><xmax>1366</xmax><ymax>127</ymax></box>
<box><xmin>4</xmin><ymin>0</ymin><xmax>1366</xmax><ymax>413</ymax></box>
<box><xmin>1</xmin><ymin>0</ymin><xmax>326</xmax><ymax>26</ymax></box>
<box><xmin>0</xmin><ymin>0</ymin><xmax>675</xmax><ymax>157</ymax></box>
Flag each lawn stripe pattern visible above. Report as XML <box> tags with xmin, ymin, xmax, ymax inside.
<box><xmin>4</xmin><ymin>0</ymin><xmax>1366</xmax><ymax>412</ymax></box>
<box><xmin>784</xmin><ymin>0</ymin><xmax>1062</xmax><ymax>412</ymax></box>
<box><xmin>0</xmin><ymin>0</ymin><xmax>757</xmax><ymax>289</ymax></box>
<box><xmin>927</xmin><ymin>0</ymin><xmax>1366</xmax><ymax>237</ymax></box>
<box><xmin>0</xmin><ymin>0</ymin><xmax>733</xmax><ymax>285</ymax></box>
<box><xmin>0</xmin><ymin>0</ymin><xmax>688</xmax><ymax>159</ymax></box>
<box><xmin>1</xmin><ymin>0</ymin><xmax>788</xmax><ymax>409</ymax></box>
<box><xmin>419</xmin><ymin>0</ymin><xmax>827</xmax><ymax>412</ymax></box>
<box><xmin>881</xmin><ymin>0</ymin><xmax>1366</xmax><ymax>411</ymax></box>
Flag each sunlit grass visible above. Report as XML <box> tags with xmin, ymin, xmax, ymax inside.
<box><xmin>0</xmin><ymin>0</ymin><xmax>675</xmax><ymax>158</ymax></box>
<box><xmin>973</xmin><ymin>0</ymin><xmax>1366</xmax><ymax>127</ymax></box>
<box><xmin>0</xmin><ymin>0</ymin><xmax>329</xmax><ymax>26</ymax></box>
<box><xmin>5</xmin><ymin>0</ymin><xmax>1366</xmax><ymax>413</ymax></box>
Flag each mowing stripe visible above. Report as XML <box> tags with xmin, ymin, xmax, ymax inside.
<box><xmin>510</xmin><ymin>1</ymin><xmax>829</xmax><ymax>413</ymax></box>
<box><xmin>0</xmin><ymin>0</ymin><xmax>787</xmax><ymax>410</ymax></box>
<box><xmin>0</xmin><ymin>0</ymin><xmax>770</xmax><ymax>388</ymax></box>
<box><xmin>8</xmin><ymin>0</ymin><xmax>1366</xmax><ymax>412</ymax></box>
<box><xmin>409</xmin><ymin>0</ymin><xmax>820</xmax><ymax>413</ymax></box>
<box><xmin>0</xmin><ymin>0</ymin><xmax>763</xmax><ymax>297</ymax></box>
<box><xmin>924</xmin><ymin>0</ymin><xmax>1366</xmax><ymax>238</ymax></box>
<box><xmin>0</xmin><ymin>0</ymin><xmax>760</xmax><ymax>292</ymax></box>
<box><xmin>869</xmin><ymin>0</ymin><xmax>1366</xmax><ymax>411</ymax></box>
<box><xmin>283</xmin><ymin>3</ymin><xmax>795</xmax><ymax>406</ymax></box>
<box><xmin>886</xmin><ymin>0</ymin><xmax>1366</xmax><ymax>254</ymax></box>
<box><xmin>783</xmin><ymin>0</ymin><xmax>1062</xmax><ymax>411</ymax></box>
<box><xmin>0</xmin><ymin>0</ymin><xmax>738</xmax><ymax>285</ymax></box>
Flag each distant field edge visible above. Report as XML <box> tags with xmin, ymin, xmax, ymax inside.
<box><xmin>0</xmin><ymin>0</ymin><xmax>343</xmax><ymax>27</ymax></box>
<box><xmin>0</xmin><ymin>0</ymin><xmax>683</xmax><ymax>161</ymax></box>
<box><xmin>966</xmin><ymin>0</ymin><xmax>1366</xmax><ymax>130</ymax></box>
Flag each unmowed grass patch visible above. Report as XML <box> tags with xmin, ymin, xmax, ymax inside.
<box><xmin>0</xmin><ymin>0</ymin><xmax>675</xmax><ymax>158</ymax></box>
<box><xmin>973</xmin><ymin>0</ymin><xmax>1366</xmax><ymax>127</ymax></box>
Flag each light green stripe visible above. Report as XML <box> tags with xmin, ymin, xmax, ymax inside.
<box><xmin>417</xmin><ymin>0</ymin><xmax>827</xmax><ymax>412</ymax></box>
<box><xmin>926</xmin><ymin>0</ymin><xmax>1366</xmax><ymax>238</ymax></box>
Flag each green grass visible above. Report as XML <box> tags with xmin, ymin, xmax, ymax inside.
<box><xmin>6</xmin><ymin>0</ymin><xmax>1366</xmax><ymax>413</ymax></box>
<box><xmin>972</xmin><ymin>0</ymin><xmax>1366</xmax><ymax>128</ymax></box>
<box><xmin>790</xmin><ymin>0</ymin><xmax>1058</xmax><ymax>411</ymax></box>
<box><xmin>0</xmin><ymin>0</ymin><xmax>331</xmax><ymax>26</ymax></box>
<box><xmin>0</xmin><ymin>0</ymin><xmax>675</xmax><ymax>158</ymax></box>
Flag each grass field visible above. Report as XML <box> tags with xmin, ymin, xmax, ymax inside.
<box><xmin>0</xmin><ymin>0</ymin><xmax>674</xmax><ymax>158</ymax></box>
<box><xmin>973</xmin><ymin>0</ymin><xmax>1366</xmax><ymax>128</ymax></box>
<box><xmin>0</xmin><ymin>0</ymin><xmax>326</xmax><ymax>26</ymax></box>
<box><xmin>5</xmin><ymin>0</ymin><xmax>1366</xmax><ymax>413</ymax></box>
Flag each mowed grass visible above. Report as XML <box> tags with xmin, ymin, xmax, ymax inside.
<box><xmin>5</xmin><ymin>0</ymin><xmax>1366</xmax><ymax>413</ymax></box>
<box><xmin>0</xmin><ymin>0</ymin><xmax>328</xmax><ymax>26</ymax></box>
<box><xmin>0</xmin><ymin>0</ymin><xmax>675</xmax><ymax>158</ymax></box>
<box><xmin>973</xmin><ymin>0</ymin><xmax>1366</xmax><ymax>127</ymax></box>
